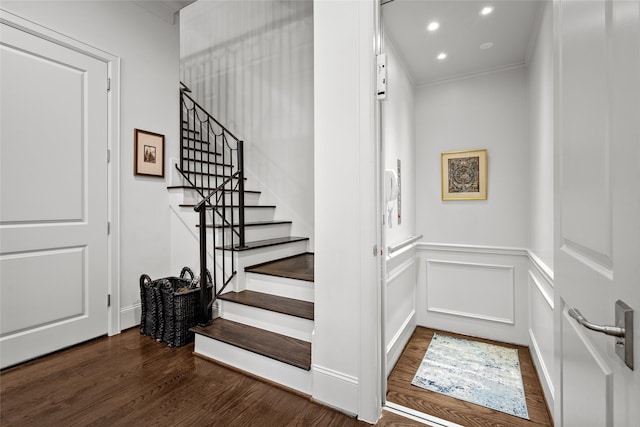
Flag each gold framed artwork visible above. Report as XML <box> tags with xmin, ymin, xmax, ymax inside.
<box><xmin>441</xmin><ymin>149</ymin><xmax>487</xmax><ymax>200</ymax></box>
<box><xmin>134</xmin><ymin>129</ymin><xmax>165</xmax><ymax>177</ymax></box>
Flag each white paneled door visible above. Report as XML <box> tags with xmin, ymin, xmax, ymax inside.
<box><xmin>555</xmin><ymin>0</ymin><xmax>639</xmax><ymax>425</ymax></box>
<box><xmin>0</xmin><ymin>22</ymin><xmax>108</xmax><ymax>368</ymax></box>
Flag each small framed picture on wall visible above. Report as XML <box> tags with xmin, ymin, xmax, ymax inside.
<box><xmin>134</xmin><ymin>128</ymin><xmax>165</xmax><ymax>178</ymax></box>
<box><xmin>441</xmin><ymin>149</ymin><xmax>487</xmax><ymax>200</ymax></box>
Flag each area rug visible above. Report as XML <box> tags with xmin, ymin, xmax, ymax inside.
<box><xmin>411</xmin><ymin>333</ymin><xmax>529</xmax><ymax>419</ymax></box>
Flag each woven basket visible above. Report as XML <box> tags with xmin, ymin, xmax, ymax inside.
<box><xmin>139</xmin><ymin>267</ymin><xmax>196</xmax><ymax>343</ymax></box>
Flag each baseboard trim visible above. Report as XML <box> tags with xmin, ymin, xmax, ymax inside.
<box><xmin>120</xmin><ymin>303</ymin><xmax>141</xmax><ymax>331</ymax></box>
<box><xmin>312</xmin><ymin>364</ymin><xmax>359</xmax><ymax>416</ymax></box>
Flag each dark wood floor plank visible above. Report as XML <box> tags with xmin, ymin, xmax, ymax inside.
<box><xmin>219</xmin><ymin>290</ymin><xmax>314</xmax><ymax>320</ymax></box>
<box><xmin>386</xmin><ymin>326</ymin><xmax>554</xmax><ymax>427</ymax></box>
<box><xmin>192</xmin><ymin>319</ymin><xmax>311</xmax><ymax>370</ymax></box>
<box><xmin>0</xmin><ymin>329</ymin><xmax>365</xmax><ymax>426</ymax></box>
<box><xmin>245</xmin><ymin>252</ymin><xmax>314</xmax><ymax>282</ymax></box>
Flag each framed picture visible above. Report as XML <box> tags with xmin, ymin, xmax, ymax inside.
<box><xmin>441</xmin><ymin>149</ymin><xmax>487</xmax><ymax>200</ymax></box>
<box><xmin>134</xmin><ymin>129</ymin><xmax>164</xmax><ymax>177</ymax></box>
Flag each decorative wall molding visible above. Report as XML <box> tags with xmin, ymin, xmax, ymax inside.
<box><xmin>387</xmin><ymin>256</ymin><xmax>416</xmax><ymax>284</ymax></box>
<box><xmin>528</xmin><ymin>250</ymin><xmax>555</xmax><ymax>284</ymax></box>
<box><xmin>528</xmin><ymin>270</ymin><xmax>554</xmax><ymax>309</ymax></box>
<box><xmin>426</xmin><ymin>259</ymin><xmax>515</xmax><ymax>325</ymax></box>
<box><xmin>417</xmin><ymin>242</ymin><xmax>528</xmax><ymax>257</ymax></box>
<box><xmin>529</xmin><ymin>328</ymin><xmax>555</xmax><ymax>400</ymax></box>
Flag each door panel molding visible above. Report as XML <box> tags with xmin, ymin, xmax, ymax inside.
<box><xmin>0</xmin><ymin>9</ymin><xmax>121</xmax><ymax>340</ymax></box>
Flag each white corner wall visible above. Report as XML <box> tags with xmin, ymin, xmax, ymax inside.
<box><xmin>314</xmin><ymin>0</ymin><xmax>379</xmax><ymax>422</ymax></box>
<box><xmin>2</xmin><ymin>1</ymin><xmax>180</xmax><ymax>331</ymax></box>
<box><xmin>381</xmin><ymin>34</ymin><xmax>417</xmax><ymax>375</ymax></box>
<box><xmin>179</xmin><ymin>0</ymin><xmax>315</xmax><ymax>249</ymax></box>
<box><xmin>527</xmin><ymin>0</ymin><xmax>555</xmax><ymax>416</ymax></box>
<box><xmin>382</xmin><ymin>36</ymin><xmax>416</xmax><ymax>244</ymax></box>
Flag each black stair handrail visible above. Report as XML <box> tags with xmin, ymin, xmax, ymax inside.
<box><xmin>180</xmin><ymin>82</ymin><xmax>246</xmax><ymax>325</ymax></box>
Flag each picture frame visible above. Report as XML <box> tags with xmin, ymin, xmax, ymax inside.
<box><xmin>441</xmin><ymin>149</ymin><xmax>487</xmax><ymax>200</ymax></box>
<box><xmin>134</xmin><ymin>129</ymin><xmax>165</xmax><ymax>178</ymax></box>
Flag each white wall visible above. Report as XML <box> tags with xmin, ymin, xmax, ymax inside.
<box><xmin>415</xmin><ymin>66</ymin><xmax>530</xmax><ymax>248</ymax></box>
<box><xmin>180</xmin><ymin>0</ymin><xmax>314</xmax><ymax>249</ymax></box>
<box><xmin>382</xmin><ymin>36</ymin><xmax>416</xmax><ymax>244</ymax></box>
<box><xmin>414</xmin><ymin>67</ymin><xmax>530</xmax><ymax>345</ymax></box>
<box><xmin>526</xmin><ymin>0</ymin><xmax>555</xmax><ymax>416</ymax></box>
<box><xmin>381</xmin><ymin>34</ymin><xmax>417</xmax><ymax>375</ymax></box>
<box><xmin>2</xmin><ymin>1</ymin><xmax>181</xmax><ymax>330</ymax></box>
<box><xmin>314</xmin><ymin>0</ymin><xmax>379</xmax><ymax>422</ymax></box>
<box><xmin>528</xmin><ymin>1</ymin><xmax>554</xmax><ymax>273</ymax></box>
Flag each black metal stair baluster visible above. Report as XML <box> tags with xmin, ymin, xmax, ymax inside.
<box><xmin>198</xmin><ymin>206</ymin><xmax>211</xmax><ymax>325</ymax></box>
<box><xmin>238</xmin><ymin>140</ymin><xmax>246</xmax><ymax>248</ymax></box>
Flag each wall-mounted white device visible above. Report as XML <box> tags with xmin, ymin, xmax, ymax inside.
<box><xmin>384</xmin><ymin>169</ymin><xmax>398</xmax><ymax>228</ymax></box>
<box><xmin>377</xmin><ymin>54</ymin><xmax>387</xmax><ymax>100</ymax></box>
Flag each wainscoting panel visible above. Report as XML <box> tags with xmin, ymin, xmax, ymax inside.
<box><xmin>426</xmin><ymin>259</ymin><xmax>515</xmax><ymax>324</ymax></box>
<box><xmin>528</xmin><ymin>266</ymin><xmax>555</xmax><ymax>416</ymax></box>
<box><xmin>416</xmin><ymin>244</ymin><xmax>529</xmax><ymax>346</ymax></box>
<box><xmin>385</xmin><ymin>247</ymin><xmax>417</xmax><ymax>375</ymax></box>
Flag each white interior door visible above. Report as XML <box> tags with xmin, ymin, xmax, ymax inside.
<box><xmin>0</xmin><ymin>22</ymin><xmax>109</xmax><ymax>368</ymax></box>
<box><xmin>555</xmin><ymin>0</ymin><xmax>640</xmax><ymax>425</ymax></box>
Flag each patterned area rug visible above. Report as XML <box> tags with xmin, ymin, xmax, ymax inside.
<box><xmin>411</xmin><ymin>333</ymin><xmax>529</xmax><ymax>419</ymax></box>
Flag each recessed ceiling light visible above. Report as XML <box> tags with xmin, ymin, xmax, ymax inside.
<box><xmin>480</xmin><ymin>42</ymin><xmax>494</xmax><ymax>50</ymax></box>
<box><xmin>480</xmin><ymin>6</ymin><xmax>494</xmax><ymax>16</ymax></box>
<box><xmin>427</xmin><ymin>21</ymin><xmax>440</xmax><ymax>32</ymax></box>
<box><xmin>437</xmin><ymin>52</ymin><xmax>447</xmax><ymax>60</ymax></box>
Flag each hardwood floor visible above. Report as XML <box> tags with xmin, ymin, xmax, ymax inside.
<box><xmin>0</xmin><ymin>329</ymin><xmax>359</xmax><ymax>426</ymax></box>
<box><xmin>387</xmin><ymin>327</ymin><xmax>553</xmax><ymax>427</ymax></box>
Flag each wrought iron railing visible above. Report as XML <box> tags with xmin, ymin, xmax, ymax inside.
<box><xmin>179</xmin><ymin>82</ymin><xmax>246</xmax><ymax>325</ymax></box>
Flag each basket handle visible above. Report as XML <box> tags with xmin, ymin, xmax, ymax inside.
<box><xmin>180</xmin><ymin>266</ymin><xmax>194</xmax><ymax>280</ymax></box>
<box><xmin>140</xmin><ymin>274</ymin><xmax>151</xmax><ymax>287</ymax></box>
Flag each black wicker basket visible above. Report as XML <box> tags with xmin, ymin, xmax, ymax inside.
<box><xmin>140</xmin><ymin>267</ymin><xmax>194</xmax><ymax>341</ymax></box>
<box><xmin>140</xmin><ymin>267</ymin><xmax>201</xmax><ymax>345</ymax></box>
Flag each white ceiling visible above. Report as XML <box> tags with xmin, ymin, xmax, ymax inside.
<box><xmin>133</xmin><ymin>0</ymin><xmax>197</xmax><ymax>24</ymax></box>
<box><xmin>382</xmin><ymin>0</ymin><xmax>542</xmax><ymax>86</ymax></box>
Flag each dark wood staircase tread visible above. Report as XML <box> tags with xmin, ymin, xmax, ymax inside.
<box><xmin>217</xmin><ymin>236</ymin><xmax>309</xmax><ymax>251</ymax></box>
<box><xmin>205</xmin><ymin>220</ymin><xmax>292</xmax><ymax>229</ymax></box>
<box><xmin>167</xmin><ymin>186</ymin><xmax>260</xmax><ymax>195</ymax></box>
<box><xmin>178</xmin><ymin>170</ymin><xmax>246</xmax><ymax>180</ymax></box>
<box><xmin>245</xmin><ymin>253</ymin><xmax>314</xmax><ymax>282</ymax></box>
<box><xmin>180</xmin><ymin>204</ymin><xmax>275</xmax><ymax>209</ymax></box>
<box><xmin>219</xmin><ymin>290</ymin><xmax>314</xmax><ymax>320</ymax></box>
<box><xmin>192</xmin><ymin>319</ymin><xmax>311</xmax><ymax>370</ymax></box>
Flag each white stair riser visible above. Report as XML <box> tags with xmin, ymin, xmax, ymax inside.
<box><xmin>181</xmin><ymin>189</ymin><xmax>260</xmax><ymax>206</ymax></box>
<box><xmin>213</xmin><ymin>242</ymin><xmax>309</xmax><ymax>291</ymax></box>
<box><xmin>193</xmin><ymin>335</ymin><xmax>311</xmax><ymax>394</ymax></box>
<box><xmin>219</xmin><ymin>300</ymin><xmax>313</xmax><ymax>342</ymax></box>
<box><xmin>179</xmin><ymin>174</ymin><xmax>244</xmax><ymax>188</ymax></box>
<box><xmin>212</xmin><ymin>222</ymin><xmax>292</xmax><ymax>243</ymax></box>
<box><xmin>214</xmin><ymin>207</ymin><xmax>275</xmax><ymax>224</ymax></box>
<box><xmin>179</xmin><ymin>206</ymin><xmax>275</xmax><ymax>224</ymax></box>
<box><xmin>245</xmin><ymin>273</ymin><xmax>314</xmax><ymax>303</ymax></box>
